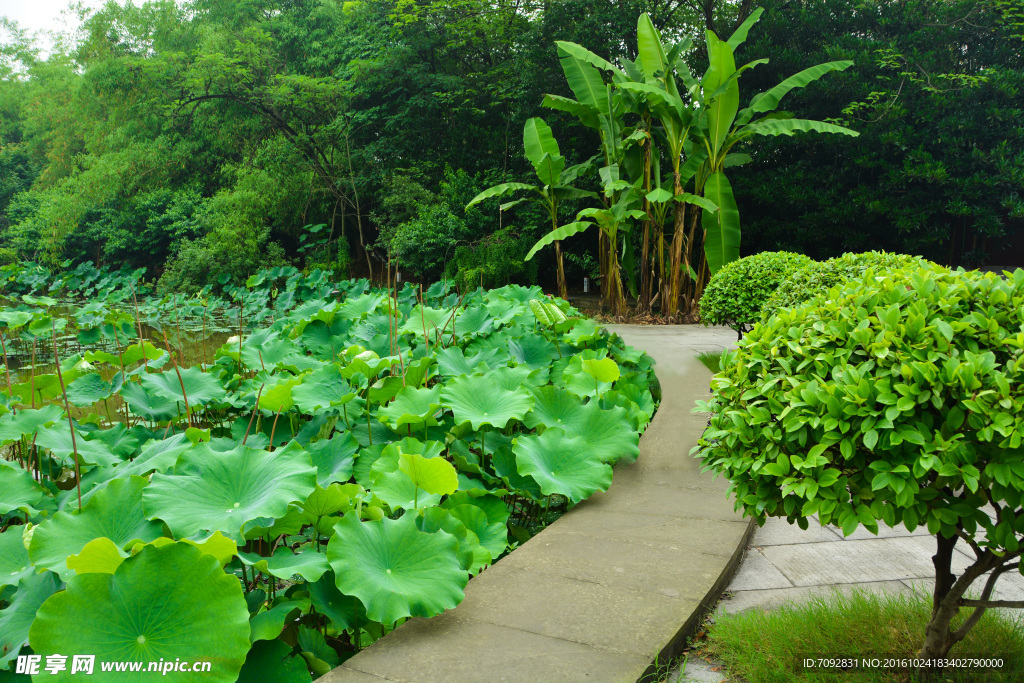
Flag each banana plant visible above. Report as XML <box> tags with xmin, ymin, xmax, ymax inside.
<box><xmin>525</xmin><ymin>177</ymin><xmax>646</xmax><ymax>317</ymax></box>
<box><xmin>466</xmin><ymin>118</ymin><xmax>596</xmax><ymax>300</ymax></box>
<box><xmin>691</xmin><ymin>9</ymin><xmax>859</xmax><ymax>283</ymax></box>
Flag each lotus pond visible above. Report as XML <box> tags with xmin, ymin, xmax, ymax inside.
<box><xmin>0</xmin><ymin>263</ymin><xmax>659</xmax><ymax>681</ymax></box>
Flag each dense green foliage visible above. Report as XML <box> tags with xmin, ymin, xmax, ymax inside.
<box><xmin>2</xmin><ymin>0</ymin><xmax>1019</xmax><ymax>299</ymax></box>
<box><xmin>698</xmin><ymin>251</ymin><xmax>812</xmax><ymax>336</ymax></box>
<box><xmin>734</xmin><ymin>0</ymin><xmax>1024</xmax><ymax>265</ymax></box>
<box><xmin>760</xmin><ymin>251</ymin><xmax>927</xmax><ymax>319</ymax></box>
<box><xmin>695</xmin><ymin>263</ymin><xmax>1024</xmax><ymax>660</ymax></box>
<box><xmin>0</xmin><ymin>267</ymin><xmax>658</xmax><ymax>676</ymax></box>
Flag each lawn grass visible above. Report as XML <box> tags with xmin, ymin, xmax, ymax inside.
<box><xmin>694</xmin><ymin>588</ymin><xmax>1024</xmax><ymax>682</ymax></box>
<box><xmin>695</xmin><ymin>349</ymin><xmax>724</xmax><ymax>374</ymax></box>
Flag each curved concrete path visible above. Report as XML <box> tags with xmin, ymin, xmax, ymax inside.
<box><xmin>322</xmin><ymin>325</ymin><xmax>748</xmax><ymax>683</ymax></box>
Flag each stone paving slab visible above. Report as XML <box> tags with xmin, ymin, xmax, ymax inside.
<box><xmin>323</xmin><ymin>325</ymin><xmax>751</xmax><ymax>683</ymax></box>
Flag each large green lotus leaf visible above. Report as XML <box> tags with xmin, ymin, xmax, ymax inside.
<box><xmin>480</xmin><ymin>366</ymin><xmax>530</xmax><ymax>394</ymax></box>
<box><xmin>142</xmin><ymin>366</ymin><xmax>228</xmax><ymax>406</ymax></box>
<box><xmin>0</xmin><ymin>570</ymin><xmax>60</xmax><ymax>670</ymax></box>
<box><xmin>0</xmin><ymin>527</ymin><xmax>33</xmax><ymax>591</ymax></box>
<box><xmin>512</xmin><ymin>428</ymin><xmax>613</xmax><ymax>503</ymax></box>
<box><xmin>548</xmin><ymin>399</ymin><xmax>640</xmax><ymax>465</ymax></box>
<box><xmin>238</xmin><ymin>638</ymin><xmax>312</xmax><ymax>683</ymax></box>
<box><xmin>308</xmin><ymin>570</ymin><xmax>366</xmax><ymax>630</ymax></box>
<box><xmin>561</xmin><ymin>356</ymin><xmax>615</xmax><ymax>398</ymax></box>
<box><xmin>441</xmin><ymin>374</ymin><xmax>534</xmax><ymax>430</ymax></box>
<box><xmin>256</xmin><ymin>376</ymin><xmax>301</xmax><ymax>413</ymax></box>
<box><xmin>120</xmin><ymin>380</ymin><xmax>179</xmax><ymax>421</ymax></box>
<box><xmin>442</xmin><ymin>491</ymin><xmax>511</xmax><ymax>527</ymax></box>
<box><xmin>308</xmin><ymin>432</ymin><xmax>357</xmax><ymax>486</ymax></box>
<box><xmin>238</xmin><ymin>547</ymin><xmax>331</xmax><ymax>582</ymax></box>
<box><xmin>112</xmin><ymin>432</ymin><xmax>192</xmax><ymax>478</ymax></box>
<box><xmin>581</xmin><ymin>357</ymin><xmax>620</xmax><ymax>383</ymax></box>
<box><xmin>400</xmin><ymin>452</ymin><xmax>458</xmax><ymax>496</ymax></box>
<box><xmin>241</xmin><ymin>330</ymin><xmax>301</xmax><ymax>369</ymax></box>
<box><xmin>326</xmin><ymin>513</ymin><xmax>467</xmax><ymax>624</ymax></box>
<box><xmin>65</xmin><ymin>372</ymin><xmax>118</xmax><ymax>406</ymax></box>
<box><xmin>434</xmin><ymin>346</ymin><xmax>499</xmax><ymax>377</ymax></box>
<box><xmin>452</xmin><ymin>305</ymin><xmax>495</xmax><ymax>338</ymax></box>
<box><xmin>336</xmin><ymin>293</ymin><xmax>386</xmax><ymax>320</ymax></box>
<box><xmin>66</xmin><ymin>536</ymin><xmax>129</xmax><ymax>575</ymax></box>
<box><xmin>414</xmin><ymin>506</ymin><xmax>484</xmax><ymax>572</ymax></box>
<box><xmin>445</xmin><ymin>503</ymin><xmax>508</xmax><ymax>565</ymax></box>
<box><xmin>398</xmin><ymin>305</ymin><xmax>452</xmax><ymax>337</ymax></box>
<box><xmin>86</xmin><ymin>423</ymin><xmax>139</xmax><ymax>459</ymax></box>
<box><xmin>143</xmin><ymin>441</ymin><xmax>316</xmax><ymax>541</ymax></box>
<box><xmin>524</xmin><ymin>385</ymin><xmax>584</xmax><ymax>430</ymax></box>
<box><xmin>563</xmin><ymin>318</ymin><xmax>601</xmax><ymax>345</ymax></box>
<box><xmin>29</xmin><ymin>543</ymin><xmax>250</xmax><ymax>682</ymax></box>
<box><xmin>292</xmin><ymin>365</ymin><xmax>355</xmax><ymax>414</ymax></box>
<box><xmin>0</xmin><ymin>404</ymin><xmax>63</xmax><ymax>445</ymax></box>
<box><xmin>30</xmin><ymin>476</ymin><xmax>165</xmax><ymax>580</ymax></box>
<box><xmin>492</xmin><ymin>445</ymin><xmax>544</xmax><ymax>499</ymax></box>
<box><xmin>601</xmin><ymin>385</ymin><xmax>655</xmax><ymax>431</ymax></box>
<box><xmin>242</xmin><ymin>505</ymin><xmax>309</xmax><ymax>540</ymax></box>
<box><xmin>300</xmin><ymin>317</ymin><xmax>353</xmax><ymax>360</ymax></box>
<box><xmin>369</xmin><ymin>451</ymin><xmax>443</xmax><ymax>511</ymax></box>
<box><xmin>378</xmin><ymin>385</ymin><xmax>442</xmax><ymax>429</ymax></box>
<box><xmin>35</xmin><ymin>421</ymin><xmax>120</xmax><ymax>467</ymax></box>
<box><xmin>367</xmin><ymin>375</ymin><xmax>406</xmax><ymax>405</ymax></box>
<box><xmin>250</xmin><ymin>600</ymin><xmax>304</xmax><ymax>643</ymax></box>
<box><xmin>507</xmin><ymin>335</ymin><xmax>559</xmax><ymax>370</ymax></box>
<box><xmin>300</xmin><ymin>482</ymin><xmax>360</xmax><ymax>519</ymax></box>
<box><xmin>0</xmin><ymin>466</ymin><xmax>45</xmax><ymax>515</ymax></box>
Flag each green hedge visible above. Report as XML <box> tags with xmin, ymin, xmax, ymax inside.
<box><xmin>700</xmin><ymin>251</ymin><xmax>814</xmax><ymax>338</ymax></box>
<box><xmin>761</xmin><ymin>251</ymin><xmax>927</xmax><ymax>320</ymax></box>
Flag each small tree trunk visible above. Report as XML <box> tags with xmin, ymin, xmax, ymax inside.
<box><xmin>666</xmin><ymin>176</ymin><xmax>686</xmax><ymax>319</ymax></box>
<box><xmin>639</xmin><ymin>133</ymin><xmax>653</xmax><ymax>313</ymax></box>
<box><xmin>554</xmin><ymin>240</ymin><xmax>567</xmax><ymax>301</ymax></box>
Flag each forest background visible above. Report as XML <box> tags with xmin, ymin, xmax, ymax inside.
<box><xmin>1</xmin><ymin>0</ymin><xmax>1022</xmax><ymax>294</ymax></box>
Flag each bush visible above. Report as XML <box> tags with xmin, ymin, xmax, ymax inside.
<box><xmin>761</xmin><ymin>251</ymin><xmax>927</xmax><ymax>319</ymax></box>
<box><xmin>699</xmin><ymin>251</ymin><xmax>813</xmax><ymax>338</ymax></box>
<box><xmin>694</xmin><ymin>263</ymin><xmax>1024</xmax><ymax>667</ymax></box>
<box><xmin>444</xmin><ymin>226</ymin><xmax>538</xmax><ymax>291</ymax></box>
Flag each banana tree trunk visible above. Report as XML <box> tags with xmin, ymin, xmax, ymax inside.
<box><xmin>639</xmin><ymin>137</ymin><xmax>653</xmax><ymax>313</ymax></box>
<box><xmin>681</xmin><ymin>203</ymin><xmax>702</xmax><ymax>317</ymax></box>
<box><xmin>554</xmin><ymin>240</ymin><xmax>567</xmax><ymax>300</ymax></box>
<box><xmin>666</xmin><ymin>174</ymin><xmax>687</xmax><ymax>319</ymax></box>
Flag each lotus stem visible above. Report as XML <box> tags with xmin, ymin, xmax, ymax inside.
<box><xmin>269</xmin><ymin>407</ymin><xmax>283</xmax><ymax>450</ymax></box>
<box><xmin>52</xmin><ymin>322</ymin><xmax>82</xmax><ymax>511</ymax></box>
<box><xmin>0</xmin><ymin>331</ymin><xmax>12</xmax><ymax>412</ymax></box>
<box><xmin>242</xmin><ymin>384</ymin><xmax>265</xmax><ymax>446</ymax></box>
<box><xmin>29</xmin><ymin>337</ymin><xmax>36</xmax><ymax>409</ymax></box>
<box><xmin>162</xmin><ymin>330</ymin><xmax>193</xmax><ymax>428</ymax></box>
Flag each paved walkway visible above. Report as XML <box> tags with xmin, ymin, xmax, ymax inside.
<box><xmin>671</xmin><ymin>496</ymin><xmax>1024</xmax><ymax>682</ymax></box>
<box><xmin>322</xmin><ymin>325</ymin><xmax>747</xmax><ymax>683</ymax></box>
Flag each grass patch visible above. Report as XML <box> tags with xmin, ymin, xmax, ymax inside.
<box><xmin>696</xmin><ymin>349</ymin><xmax>724</xmax><ymax>374</ymax></box>
<box><xmin>695</xmin><ymin>589</ymin><xmax>1024</xmax><ymax>682</ymax></box>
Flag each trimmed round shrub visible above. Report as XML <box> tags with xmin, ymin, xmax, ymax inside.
<box><xmin>761</xmin><ymin>251</ymin><xmax>926</xmax><ymax>320</ymax></box>
<box><xmin>694</xmin><ymin>263</ymin><xmax>1024</xmax><ymax>663</ymax></box>
<box><xmin>700</xmin><ymin>251</ymin><xmax>813</xmax><ymax>338</ymax></box>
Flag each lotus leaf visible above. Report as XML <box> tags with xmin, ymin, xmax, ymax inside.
<box><xmin>30</xmin><ymin>476</ymin><xmax>165</xmax><ymax>580</ymax></box>
<box><xmin>326</xmin><ymin>513</ymin><xmax>467</xmax><ymax>624</ymax></box>
<box><xmin>238</xmin><ymin>637</ymin><xmax>312</xmax><ymax>682</ymax></box>
<box><xmin>143</xmin><ymin>441</ymin><xmax>316</xmax><ymax>541</ymax></box>
<box><xmin>30</xmin><ymin>543</ymin><xmax>250</xmax><ymax>682</ymax></box>
<box><xmin>0</xmin><ymin>571</ymin><xmax>60</xmax><ymax>670</ymax></box>
<box><xmin>0</xmin><ymin>466</ymin><xmax>45</xmax><ymax>515</ymax></box>
<box><xmin>512</xmin><ymin>428</ymin><xmax>613</xmax><ymax>502</ymax></box>
<box><xmin>441</xmin><ymin>374</ymin><xmax>534</xmax><ymax>430</ymax></box>
<box><xmin>0</xmin><ymin>527</ymin><xmax>33</xmax><ymax>591</ymax></box>
<box><xmin>238</xmin><ymin>547</ymin><xmax>331</xmax><ymax>582</ymax></box>
<box><xmin>142</xmin><ymin>366</ymin><xmax>228</xmax><ymax>406</ymax></box>
<box><xmin>378</xmin><ymin>385</ymin><xmax>442</xmax><ymax>429</ymax></box>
